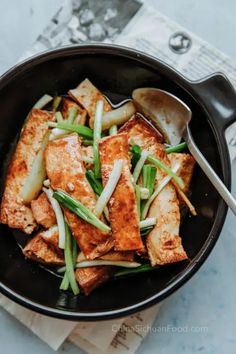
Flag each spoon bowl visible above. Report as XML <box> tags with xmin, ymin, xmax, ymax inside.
<box><xmin>132</xmin><ymin>88</ymin><xmax>191</xmax><ymax>145</ymax></box>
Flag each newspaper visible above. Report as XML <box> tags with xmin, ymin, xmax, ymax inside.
<box><xmin>20</xmin><ymin>0</ymin><xmax>236</xmax><ymax>161</ymax></box>
<box><xmin>0</xmin><ymin>293</ymin><xmax>160</xmax><ymax>352</ymax></box>
<box><xmin>3</xmin><ymin>0</ymin><xmax>236</xmax><ymax>353</ymax></box>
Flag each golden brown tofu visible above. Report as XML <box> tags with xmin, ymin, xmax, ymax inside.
<box><xmin>31</xmin><ymin>192</ymin><xmax>56</xmax><ymax>229</ymax></box>
<box><xmin>99</xmin><ymin>133</ymin><xmax>143</xmax><ymax>251</ymax></box>
<box><xmin>168</xmin><ymin>153</ymin><xmax>195</xmax><ymax>193</ymax></box>
<box><xmin>75</xmin><ymin>267</ymin><xmax>113</xmax><ymax>295</ymax></box>
<box><xmin>45</xmin><ymin>134</ymin><xmax>113</xmax><ymax>259</ymax></box>
<box><xmin>61</xmin><ymin>97</ymin><xmax>87</xmax><ymax>125</ymax></box>
<box><xmin>40</xmin><ymin>225</ymin><xmax>59</xmax><ymax>248</ymax></box>
<box><xmin>146</xmin><ymin>185</ymin><xmax>187</xmax><ymax>265</ymax></box>
<box><xmin>23</xmin><ymin>233</ymin><xmax>64</xmax><ymax>265</ymax></box>
<box><xmin>119</xmin><ymin>113</ymin><xmax>163</xmax><ymax>149</ymax></box>
<box><xmin>0</xmin><ymin>109</ymin><xmax>53</xmax><ymax>234</ymax></box>
<box><xmin>68</xmin><ymin>78</ymin><xmax>112</xmax><ymax>127</ymax></box>
<box><xmin>119</xmin><ymin>116</ymin><xmax>187</xmax><ymax>265</ymax></box>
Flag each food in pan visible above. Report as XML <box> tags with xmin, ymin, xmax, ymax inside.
<box><xmin>0</xmin><ymin>79</ymin><xmax>196</xmax><ymax>296</ymax></box>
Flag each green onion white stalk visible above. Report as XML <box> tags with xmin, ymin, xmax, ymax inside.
<box><xmin>60</xmin><ymin>223</ymin><xmax>79</xmax><ymax>295</ymax></box>
<box><xmin>109</xmin><ymin>125</ymin><xmax>118</xmax><ymax>135</ymax></box>
<box><xmin>139</xmin><ymin>217</ymin><xmax>156</xmax><ymax>229</ymax></box>
<box><xmin>55</xmin><ymin>112</ymin><xmax>63</xmax><ymax>122</ymax></box>
<box><xmin>48</xmin><ymin>121</ymin><xmax>93</xmax><ymax>139</ymax></box>
<box><xmin>43</xmin><ymin>187</ymin><xmax>66</xmax><ymax>249</ymax></box>
<box><xmin>82</xmin><ymin>156</ymin><xmax>94</xmax><ymax>165</ymax></box>
<box><xmin>140</xmin><ymin>187</ymin><xmax>149</xmax><ymax>200</ymax></box>
<box><xmin>33</xmin><ymin>94</ymin><xmax>53</xmax><ymax>109</ymax></box>
<box><xmin>133</xmin><ymin>150</ymin><xmax>149</xmax><ymax>183</ymax></box>
<box><xmin>101</xmin><ymin>101</ymin><xmax>136</xmax><ymax>130</ymax></box>
<box><xmin>141</xmin><ymin>163</ymin><xmax>180</xmax><ymax>219</ymax></box>
<box><xmin>93</xmin><ymin>100</ymin><xmax>104</xmax><ymax>178</ymax></box>
<box><xmin>94</xmin><ymin>160</ymin><xmax>123</xmax><ymax>217</ymax></box>
<box><xmin>67</xmin><ymin>106</ymin><xmax>78</xmax><ymax>124</ymax></box>
<box><xmin>135</xmin><ymin>185</ymin><xmax>141</xmax><ymax>219</ymax></box>
<box><xmin>43</xmin><ymin>179</ymin><xmax>50</xmax><ymax>187</ymax></box>
<box><xmin>21</xmin><ymin>132</ymin><xmax>50</xmax><ymax>203</ymax></box>
<box><xmin>76</xmin><ymin>260</ymin><xmax>141</xmax><ymax>268</ymax></box>
<box><xmin>58</xmin><ymin>260</ymin><xmax>141</xmax><ymax>274</ymax></box>
<box><xmin>147</xmin><ymin>155</ymin><xmax>184</xmax><ymax>189</ymax></box>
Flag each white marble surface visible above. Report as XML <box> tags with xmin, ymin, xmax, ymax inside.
<box><xmin>0</xmin><ymin>1</ymin><xmax>236</xmax><ymax>353</ymax></box>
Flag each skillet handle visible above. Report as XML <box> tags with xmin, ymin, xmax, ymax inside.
<box><xmin>192</xmin><ymin>73</ymin><xmax>236</xmax><ymax>131</ymax></box>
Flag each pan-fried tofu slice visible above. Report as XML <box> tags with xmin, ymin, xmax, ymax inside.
<box><xmin>0</xmin><ymin>109</ymin><xmax>53</xmax><ymax>234</ymax></box>
<box><xmin>75</xmin><ymin>267</ymin><xmax>113</xmax><ymax>295</ymax></box>
<box><xmin>168</xmin><ymin>153</ymin><xmax>195</xmax><ymax>193</ymax></box>
<box><xmin>99</xmin><ymin>133</ymin><xmax>143</xmax><ymax>251</ymax></box>
<box><xmin>147</xmin><ymin>153</ymin><xmax>187</xmax><ymax>265</ymax></box>
<box><xmin>45</xmin><ymin>134</ymin><xmax>113</xmax><ymax>259</ymax></box>
<box><xmin>146</xmin><ymin>184</ymin><xmax>187</xmax><ymax>265</ymax></box>
<box><xmin>68</xmin><ymin>78</ymin><xmax>112</xmax><ymax>127</ymax></box>
<box><xmin>23</xmin><ymin>233</ymin><xmax>64</xmax><ymax>265</ymax></box>
<box><xmin>75</xmin><ymin>250</ymin><xmax>134</xmax><ymax>295</ymax></box>
<box><xmin>31</xmin><ymin>192</ymin><xmax>56</xmax><ymax>229</ymax></box>
<box><xmin>119</xmin><ymin>113</ymin><xmax>163</xmax><ymax>149</ymax></box>
<box><xmin>40</xmin><ymin>225</ymin><xmax>59</xmax><ymax>248</ymax></box>
<box><xmin>119</xmin><ymin>115</ymin><xmax>187</xmax><ymax>265</ymax></box>
<box><xmin>61</xmin><ymin>97</ymin><xmax>87</xmax><ymax>125</ymax></box>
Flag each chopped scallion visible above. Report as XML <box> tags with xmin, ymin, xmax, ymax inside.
<box><xmin>52</xmin><ymin>96</ymin><xmax>62</xmax><ymax>111</ymax></box>
<box><xmin>133</xmin><ymin>150</ymin><xmax>149</xmax><ymax>183</ymax></box>
<box><xmin>109</xmin><ymin>125</ymin><xmax>118</xmax><ymax>135</ymax></box>
<box><xmin>43</xmin><ymin>187</ymin><xmax>66</xmax><ymax>249</ymax></box>
<box><xmin>67</xmin><ymin>106</ymin><xmax>78</xmax><ymax>124</ymax></box>
<box><xmin>165</xmin><ymin>142</ymin><xmax>187</xmax><ymax>154</ymax></box>
<box><xmin>48</xmin><ymin>121</ymin><xmax>93</xmax><ymax>139</ymax></box>
<box><xmin>53</xmin><ymin>190</ymin><xmax>111</xmax><ymax>233</ymax></box>
<box><xmin>93</xmin><ymin>100</ymin><xmax>104</xmax><ymax>178</ymax></box>
<box><xmin>86</xmin><ymin>170</ymin><xmax>103</xmax><ymax>195</ymax></box>
<box><xmin>33</xmin><ymin>94</ymin><xmax>53</xmax><ymax>109</ymax></box>
<box><xmin>60</xmin><ymin>223</ymin><xmax>80</xmax><ymax>295</ymax></box>
<box><xmin>114</xmin><ymin>264</ymin><xmax>156</xmax><ymax>277</ymax></box>
<box><xmin>135</xmin><ymin>184</ymin><xmax>141</xmax><ymax>220</ymax></box>
<box><xmin>55</xmin><ymin>111</ymin><xmax>63</xmax><ymax>122</ymax></box>
<box><xmin>94</xmin><ymin>160</ymin><xmax>123</xmax><ymax>217</ymax></box>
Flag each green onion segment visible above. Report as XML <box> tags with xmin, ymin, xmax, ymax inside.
<box><xmin>53</xmin><ymin>190</ymin><xmax>111</xmax><ymax>233</ymax></box>
<box><xmin>93</xmin><ymin>100</ymin><xmax>104</xmax><ymax>178</ymax></box>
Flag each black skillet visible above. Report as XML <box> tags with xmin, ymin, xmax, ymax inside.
<box><xmin>0</xmin><ymin>44</ymin><xmax>235</xmax><ymax>321</ymax></box>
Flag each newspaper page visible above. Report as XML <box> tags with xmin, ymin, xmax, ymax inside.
<box><xmin>0</xmin><ymin>292</ymin><xmax>160</xmax><ymax>353</ymax></box>
<box><xmin>69</xmin><ymin>305</ymin><xmax>161</xmax><ymax>354</ymax></box>
<box><xmin>20</xmin><ymin>0</ymin><xmax>236</xmax><ymax>160</ymax></box>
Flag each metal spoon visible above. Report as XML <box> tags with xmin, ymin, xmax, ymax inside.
<box><xmin>132</xmin><ymin>87</ymin><xmax>236</xmax><ymax>215</ymax></box>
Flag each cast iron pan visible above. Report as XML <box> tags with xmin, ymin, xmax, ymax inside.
<box><xmin>0</xmin><ymin>44</ymin><xmax>235</xmax><ymax>321</ymax></box>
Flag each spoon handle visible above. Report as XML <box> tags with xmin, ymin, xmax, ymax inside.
<box><xmin>184</xmin><ymin>126</ymin><xmax>236</xmax><ymax>215</ymax></box>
